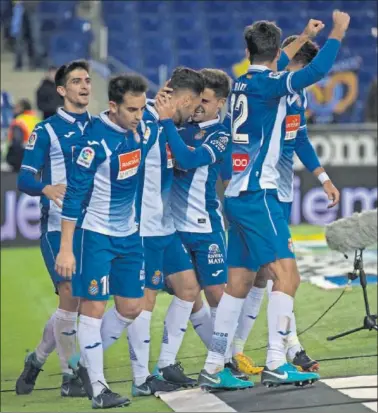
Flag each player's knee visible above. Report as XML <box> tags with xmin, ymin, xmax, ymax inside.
<box><xmin>144</xmin><ymin>288</ymin><xmax>158</xmax><ymax>312</ymax></box>
<box><xmin>170</xmin><ymin>271</ymin><xmax>201</xmax><ymax>301</ymax></box>
<box><xmin>269</xmin><ymin>258</ymin><xmax>300</xmax><ymax>295</ymax></box>
<box><xmin>226</xmin><ymin>268</ymin><xmax>255</xmax><ymax>298</ymax></box>
<box><xmin>204</xmin><ymin>284</ymin><xmax>224</xmax><ymax>307</ymax></box>
<box><xmin>57</xmin><ymin>282</ymin><xmax>79</xmax><ymax>312</ymax></box>
<box><xmin>115</xmin><ymin>297</ymin><xmax>143</xmax><ymax>320</ymax></box>
<box><xmin>80</xmin><ymin>299</ymin><xmax>107</xmax><ymax>319</ymax></box>
<box><xmin>175</xmin><ymin>282</ymin><xmax>200</xmax><ymax>301</ymax></box>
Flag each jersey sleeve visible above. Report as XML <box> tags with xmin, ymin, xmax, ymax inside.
<box><xmin>160</xmin><ymin>119</ymin><xmax>230</xmax><ymax>169</ymax></box>
<box><xmin>61</xmin><ymin>138</ymin><xmax>107</xmax><ymax>221</ymax></box>
<box><xmin>219</xmin><ymin>140</ymin><xmax>232</xmax><ymax>181</ymax></box>
<box><xmin>20</xmin><ymin>123</ymin><xmax>50</xmax><ymax>174</ymax></box>
<box><xmin>277</xmin><ymin>50</ymin><xmax>290</xmax><ymax>71</ymax></box>
<box><xmin>264</xmin><ymin>39</ymin><xmax>341</xmax><ymax>99</ymax></box>
<box><xmin>294</xmin><ymin>116</ymin><xmax>321</xmax><ymax>173</ymax></box>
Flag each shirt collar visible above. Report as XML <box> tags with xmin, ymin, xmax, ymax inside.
<box><xmin>146</xmin><ymin>100</ymin><xmax>159</xmax><ymax>120</ymax></box>
<box><xmin>99</xmin><ymin>111</ymin><xmax>128</xmax><ymax>133</ymax></box>
<box><xmin>248</xmin><ymin>64</ymin><xmax>271</xmax><ymax>72</ymax></box>
<box><xmin>57</xmin><ymin>107</ymin><xmax>91</xmax><ymax>124</ymax></box>
<box><xmin>197</xmin><ymin>115</ymin><xmax>221</xmax><ymax>129</ymax></box>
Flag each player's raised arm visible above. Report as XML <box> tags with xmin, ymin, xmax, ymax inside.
<box><xmin>267</xmin><ymin>11</ymin><xmax>350</xmax><ymax>98</ymax></box>
<box><xmin>56</xmin><ymin>139</ymin><xmax>106</xmax><ymax>278</ymax></box>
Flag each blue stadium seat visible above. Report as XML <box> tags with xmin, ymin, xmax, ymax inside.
<box><xmin>174</xmin><ymin>14</ymin><xmax>202</xmax><ymax>32</ymax></box>
<box><xmin>39</xmin><ymin>0</ymin><xmax>76</xmax><ymax>18</ymax></box>
<box><xmin>108</xmin><ymin>35</ymin><xmax>141</xmax><ymax>70</ymax></box>
<box><xmin>135</xmin><ymin>0</ymin><xmax>162</xmax><ymax>14</ymax></box>
<box><xmin>104</xmin><ymin>17</ymin><xmax>137</xmax><ymax>37</ymax></box>
<box><xmin>177</xmin><ymin>51</ymin><xmax>211</xmax><ymax>69</ymax></box>
<box><xmin>139</xmin><ymin>13</ymin><xmax>161</xmax><ymax>32</ymax></box>
<box><xmin>209</xmin><ymin>34</ymin><xmax>237</xmax><ymax>51</ymax></box>
<box><xmin>176</xmin><ymin>34</ymin><xmax>201</xmax><ymax>51</ymax></box>
<box><xmin>170</xmin><ymin>0</ymin><xmax>201</xmax><ymax>14</ymax></box>
<box><xmin>49</xmin><ymin>33</ymin><xmax>90</xmax><ymax>67</ymax></box>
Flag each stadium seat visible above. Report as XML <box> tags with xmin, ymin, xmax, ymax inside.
<box><xmin>49</xmin><ymin>33</ymin><xmax>91</xmax><ymax>67</ymax></box>
<box><xmin>170</xmin><ymin>0</ymin><xmax>202</xmax><ymax>14</ymax></box>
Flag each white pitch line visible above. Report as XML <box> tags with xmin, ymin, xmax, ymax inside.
<box><xmin>363</xmin><ymin>401</ymin><xmax>378</xmax><ymax>413</ymax></box>
<box><xmin>158</xmin><ymin>388</ymin><xmax>236</xmax><ymax>412</ymax></box>
<box><xmin>321</xmin><ymin>375</ymin><xmax>377</xmax><ymax>389</ymax></box>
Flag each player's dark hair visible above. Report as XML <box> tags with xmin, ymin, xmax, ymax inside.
<box><xmin>167</xmin><ymin>67</ymin><xmax>205</xmax><ymax>96</ymax></box>
<box><xmin>55</xmin><ymin>60</ymin><xmax>90</xmax><ymax>87</ymax></box>
<box><xmin>200</xmin><ymin>69</ymin><xmax>231</xmax><ymax>99</ymax></box>
<box><xmin>282</xmin><ymin>35</ymin><xmax>319</xmax><ymax>65</ymax></box>
<box><xmin>244</xmin><ymin>21</ymin><xmax>282</xmax><ymax>64</ymax></box>
<box><xmin>108</xmin><ymin>74</ymin><xmax>148</xmax><ymax>104</ymax></box>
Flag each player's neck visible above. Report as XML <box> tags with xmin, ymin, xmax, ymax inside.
<box><xmin>252</xmin><ymin>60</ymin><xmax>277</xmax><ymax>71</ymax></box>
<box><xmin>63</xmin><ymin>102</ymin><xmax>87</xmax><ymax>115</ymax></box>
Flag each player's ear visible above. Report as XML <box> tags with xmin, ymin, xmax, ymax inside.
<box><xmin>217</xmin><ymin>97</ymin><xmax>226</xmax><ymax>110</ymax></box>
<box><xmin>108</xmin><ymin>101</ymin><xmax>117</xmax><ymax>114</ymax></box>
<box><xmin>57</xmin><ymin>86</ymin><xmax>66</xmax><ymax>98</ymax></box>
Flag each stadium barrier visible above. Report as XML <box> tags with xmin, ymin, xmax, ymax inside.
<box><xmin>1</xmin><ymin>124</ymin><xmax>377</xmax><ymax>248</ymax></box>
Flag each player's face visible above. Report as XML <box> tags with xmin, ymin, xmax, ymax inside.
<box><xmin>192</xmin><ymin>88</ymin><xmax>225</xmax><ymax>123</ymax></box>
<box><xmin>59</xmin><ymin>69</ymin><xmax>91</xmax><ymax>108</ymax></box>
<box><xmin>172</xmin><ymin>91</ymin><xmax>202</xmax><ymax>125</ymax></box>
<box><xmin>110</xmin><ymin>92</ymin><xmax>146</xmax><ymax>131</ymax></box>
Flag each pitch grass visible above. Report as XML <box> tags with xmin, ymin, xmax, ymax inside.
<box><xmin>1</xmin><ymin>233</ymin><xmax>377</xmax><ymax>412</ymax></box>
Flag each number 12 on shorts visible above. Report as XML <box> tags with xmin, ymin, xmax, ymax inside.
<box><xmin>100</xmin><ymin>275</ymin><xmax>109</xmax><ymax>296</ymax></box>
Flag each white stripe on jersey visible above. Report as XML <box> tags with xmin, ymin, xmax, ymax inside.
<box><xmin>259</xmin><ymin>96</ymin><xmax>287</xmax><ymax>189</ymax></box>
<box><xmin>140</xmin><ymin>133</ymin><xmax>175</xmax><ymax>237</ymax></box>
<box><xmin>82</xmin><ymin>139</ymin><xmax>113</xmax><ymax>235</ymax></box>
<box><xmin>45</xmin><ymin>123</ymin><xmax>67</xmax><ymax>232</ymax></box>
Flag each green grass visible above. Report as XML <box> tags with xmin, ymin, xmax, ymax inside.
<box><xmin>1</xmin><ymin>242</ymin><xmax>377</xmax><ymax>412</ymax></box>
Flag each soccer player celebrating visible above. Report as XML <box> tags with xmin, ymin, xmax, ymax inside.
<box><xmin>124</xmin><ymin>67</ymin><xmax>205</xmax><ymax>393</ymax></box>
<box><xmin>16</xmin><ymin>60</ymin><xmax>91</xmax><ymax>397</ymax></box>
<box><xmin>231</xmin><ymin>35</ymin><xmax>340</xmax><ymax>375</ymax></box>
<box><xmin>197</xmin><ymin>10</ymin><xmax>350</xmax><ymax>390</ymax></box>
<box><xmin>55</xmin><ymin>74</ymin><xmax>148</xmax><ymax>409</ymax></box>
<box><xmin>155</xmin><ymin>69</ymin><xmax>248</xmax><ymax>380</ymax></box>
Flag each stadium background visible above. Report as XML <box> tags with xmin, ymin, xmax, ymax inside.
<box><xmin>0</xmin><ymin>1</ymin><xmax>377</xmax><ymax>412</ymax></box>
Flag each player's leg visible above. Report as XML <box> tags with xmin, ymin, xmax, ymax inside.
<box><xmin>16</xmin><ymin>231</ymin><xmax>85</xmax><ymax>397</ymax></box>
<box><xmin>71</xmin><ymin>229</ymin><xmax>115</xmax><ymax>404</ymax></box>
<box><xmin>154</xmin><ymin>233</ymin><xmax>199</xmax><ymax>387</ymax></box>
<box><xmin>259</xmin><ymin>192</ymin><xmax>319</xmax><ymax>387</ymax></box>
<box><xmin>272</xmin><ymin>201</ymin><xmax>319</xmax><ymax>372</ymax></box>
<box><xmin>232</xmin><ymin>267</ymin><xmax>267</xmax><ymax>375</ymax></box>
<box><xmin>198</xmin><ymin>205</ymin><xmax>255</xmax><ymax>390</ymax></box>
<box><xmin>112</xmin><ymin>233</ymin><xmax>179</xmax><ymax>398</ymax></box>
<box><xmin>190</xmin><ymin>293</ymin><xmax>213</xmax><ymax>349</ymax></box>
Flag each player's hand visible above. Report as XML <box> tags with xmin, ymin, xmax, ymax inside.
<box><xmin>155</xmin><ymin>94</ymin><xmax>177</xmax><ymax>120</ymax></box>
<box><xmin>333</xmin><ymin>10</ymin><xmax>350</xmax><ymax>32</ymax></box>
<box><xmin>42</xmin><ymin>184</ymin><xmax>66</xmax><ymax>208</ymax></box>
<box><xmin>303</xmin><ymin>19</ymin><xmax>325</xmax><ymax>38</ymax></box>
<box><xmin>323</xmin><ymin>180</ymin><xmax>340</xmax><ymax>208</ymax></box>
<box><xmin>154</xmin><ymin>81</ymin><xmax>173</xmax><ymax>101</ymax></box>
<box><xmin>55</xmin><ymin>250</ymin><xmax>76</xmax><ymax>278</ymax></box>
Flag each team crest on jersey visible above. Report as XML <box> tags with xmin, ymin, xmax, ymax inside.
<box><xmin>25</xmin><ymin>132</ymin><xmax>37</xmax><ymax>150</ymax></box>
<box><xmin>143</xmin><ymin>126</ymin><xmax>151</xmax><ymax>143</ymax></box>
<box><xmin>296</xmin><ymin>96</ymin><xmax>302</xmax><ymax>107</ymax></box>
<box><xmin>194</xmin><ymin>130</ymin><xmax>206</xmax><ymax>140</ymax></box>
<box><xmin>134</xmin><ymin>131</ymin><xmax>141</xmax><ymax>144</ymax></box>
<box><xmin>88</xmin><ymin>280</ymin><xmax>99</xmax><ymax>295</ymax></box>
<box><xmin>117</xmin><ymin>149</ymin><xmax>141</xmax><ymax>180</ymax></box>
<box><xmin>269</xmin><ymin>71</ymin><xmax>286</xmax><ymax>79</ymax></box>
<box><xmin>152</xmin><ymin>270</ymin><xmax>162</xmax><ymax>285</ymax></box>
<box><xmin>208</xmin><ymin>244</ymin><xmax>224</xmax><ymax>265</ymax></box>
<box><xmin>77</xmin><ymin>147</ymin><xmax>95</xmax><ymax>168</ymax></box>
<box><xmin>166</xmin><ymin>143</ymin><xmax>174</xmax><ymax>168</ymax></box>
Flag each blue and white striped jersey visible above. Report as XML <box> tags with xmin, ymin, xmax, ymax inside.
<box><xmin>170</xmin><ymin>117</ymin><xmax>231</xmax><ymax>233</ymax></box>
<box><xmin>137</xmin><ymin>104</ymin><xmax>176</xmax><ymax>237</ymax></box>
<box><xmin>62</xmin><ymin>111</ymin><xmax>144</xmax><ymax>237</ymax></box>
<box><xmin>20</xmin><ymin>107</ymin><xmax>90</xmax><ymax>233</ymax></box>
<box><xmin>225</xmin><ymin>39</ymin><xmax>340</xmax><ymax>198</ymax></box>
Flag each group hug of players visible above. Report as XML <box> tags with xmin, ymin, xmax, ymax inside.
<box><xmin>15</xmin><ymin>10</ymin><xmax>349</xmax><ymax>409</ymax></box>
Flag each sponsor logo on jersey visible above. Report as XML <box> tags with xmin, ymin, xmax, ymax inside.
<box><xmin>143</xmin><ymin>126</ymin><xmax>151</xmax><ymax>143</ymax></box>
<box><xmin>194</xmin><ymin>130</ymin><xmax>206</xmax><ymax>140</ymax></box>
<box><xmin>117</xmin><ymin>149</ymin><xmax>141</xmax><ymax>180</ymax></box>
<box><xmin>166</xmin><ymin>143</ymin><xmax>174</xmax><ymax>168</ymax></box>
<box><xmin>232</xmin><ymin>153</ymin><xmax>249</xmax><ymax>172</ymax></box>
<box><xmin>152</xmin><ymin>270</ymin><xmax>162</xmax><ymax>285</ymax></box>
<box><xmin>25</xmin><ymin>132</ymin><xmax>37</xmax><ymax>150</ymax></box>
<box><xmin>208</xmin><ymin>243</ymin><xmax>224</xmax><ymax>265</ymax></box>
<box><xmin>77</xmin><ymin>147</ymin><xmax>95</xmax><ymax>168</ymax></box>
<box><xmin>88</xmin><ymin>280</ymin><xmax>99</xmax><ymax>295</ymax></box>
<box><xmin>285</xmin><ymin>114</ymin><xmax>300</xmax><ymax>141</ymax></box>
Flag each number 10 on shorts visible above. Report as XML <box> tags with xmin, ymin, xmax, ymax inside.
<box><xmin>100</xmin><ymin>275</ymin><xmax>109</xmax><ymax>296</ymax></box>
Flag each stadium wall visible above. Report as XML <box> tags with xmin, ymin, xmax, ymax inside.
<box><xmin>1</xmin><ymin>125</ymin><xmax>377</xmax><ymax>248</ymax></box>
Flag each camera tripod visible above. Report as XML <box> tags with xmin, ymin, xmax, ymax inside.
<box><xmin>327</xmin><ymin>248</ymin><xmax>378</xmax><ymax>341</ymax></box>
